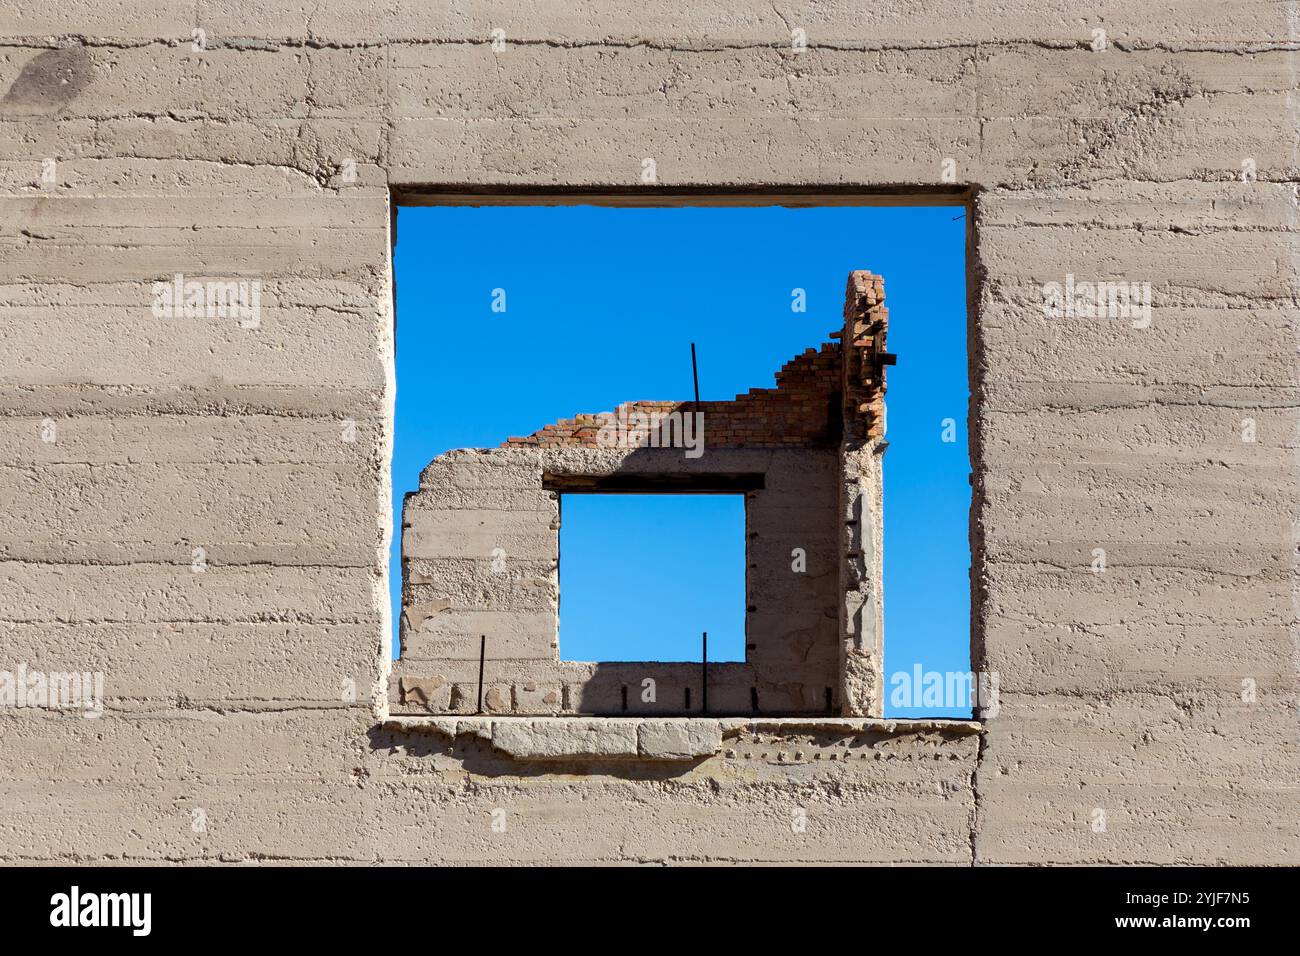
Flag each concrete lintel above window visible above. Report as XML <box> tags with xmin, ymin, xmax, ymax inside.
<box><xmin>543</xmin><ymin>472</ymin><xmax>765</xmax><ymax>492</ymax></box>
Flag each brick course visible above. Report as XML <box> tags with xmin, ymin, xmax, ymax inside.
<box><xmin>505</xmin><ymin>270</ymin><xmax>889</xmax><ymax>449</ymax></box>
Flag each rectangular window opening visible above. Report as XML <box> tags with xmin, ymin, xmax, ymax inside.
<box><xmin>556</xmin><ymin>493</ymin><xmax>746</xmax><ymax>663</ymax></box>
<box><xmin>390</xmin><ymin>196</ymin><xmax>974</xmax><ymax>718</ymax></box>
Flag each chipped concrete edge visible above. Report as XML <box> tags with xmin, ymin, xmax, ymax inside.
<box><xmin>381</xmin><ymin>715</ymin><xmax>984</xmax><ymax>761</ymax></box>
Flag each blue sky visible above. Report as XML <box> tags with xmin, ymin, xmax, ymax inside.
<box><xmin>559</xmin><ymin>493</ymin><xmax>746</xmax><ymax>662</ymax></box>
<box><xmin>392</xmin><ymin>204</ymin><xmax>971</xmax><ymax>716</ymax></box>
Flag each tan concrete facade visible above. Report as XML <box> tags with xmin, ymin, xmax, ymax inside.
<box><xmin>0</xmin><ymin>2</ymin><xmax>1296</xmax><ymax>864</ymax></box>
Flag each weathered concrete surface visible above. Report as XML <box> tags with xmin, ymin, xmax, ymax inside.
<box><xmin>383</xmin><ymin>715</ymin><xmax>979</xmax><ymax>761</ymax></box>
<box><xmin>0</xmin><ymin>1</ymin><xmax>1295</xmax><ymax>864</ymax></box>
<box><xmin>383</xmin><ymin>716</ymin><xmax>727</xmax><ymax>760</ymax></box>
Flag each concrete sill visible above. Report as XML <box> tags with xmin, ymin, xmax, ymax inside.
<box><xmin>381</xmin><ymin>716</ymin><xmax>982</xmax><ymax>762</ymax></box>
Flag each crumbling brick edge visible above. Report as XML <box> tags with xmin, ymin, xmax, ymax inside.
<box><xmin>381</xmin><ymin>715</ymin><xmax>983</xmax><ymax>762</ymax></box>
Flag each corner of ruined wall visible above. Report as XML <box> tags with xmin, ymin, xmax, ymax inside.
<box><xmin>838</xmin><ymin>271</ymin><xmax>890</xmax><ymax>716</ymax></box>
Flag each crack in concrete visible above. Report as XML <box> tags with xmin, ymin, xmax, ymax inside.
<box><xmin>1</xmin><ymin>36</ymin><xmax>1297</xmax><ymax>55</ymax></box>
<box><xmin>970</xmin><ymin>729</ymin><xmax>986</xmax><ymax>865</ymax></box>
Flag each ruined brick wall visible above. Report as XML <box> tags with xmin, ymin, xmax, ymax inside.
<box><xmin>841</xmin><ymin>270</ymin><xmax>889</xmax><ymax>441</ymax></box>
<box><xmin>507</xmin><ymin>343</ymin><xmax>844</xmax><ymax>449</ymax></box>
<box><xmin>838</xmin><ymin>270</ymin><xmax>891</xmax><ymax>714</ymax></box>
<box><xmin>398</xmin><ymin>271</ymin><xmax>889</xmax><ymax>720</ymax></box>
<box><xmin>1</xmin><ymin>2</ymin><xmax>1295</xmax><ymax>864</ymax></box>
<box><xmin>399</xmin><ymin>445</ymin><xmax>847</xmax><ymax>716</ymax></box>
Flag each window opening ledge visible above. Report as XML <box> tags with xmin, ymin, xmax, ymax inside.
<box><xmin>380</xmin><ymin>715</ymin><xmax>982</xmax><ymax>762</ymax></box>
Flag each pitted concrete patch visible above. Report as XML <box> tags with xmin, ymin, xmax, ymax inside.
<box><xmin>638</xmin><ymin>719</ymin><xmax>723</xmax><ymax>759</ymax></box>
<box><xmin>494</xmin><ymin>718</ymin><xmax>641</xmax><ymax>758</ymax></box>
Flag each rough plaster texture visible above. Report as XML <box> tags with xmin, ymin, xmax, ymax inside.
<box><xmin>0</xmin><ymin>2</ymin><xmax>1297</xmax><ymax>864</ymax></box>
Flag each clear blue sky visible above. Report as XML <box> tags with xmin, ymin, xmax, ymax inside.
<box><xmin>393</xmin><ymin>204</ymin><xmax>971</xmax><ymax>716</ymax></box>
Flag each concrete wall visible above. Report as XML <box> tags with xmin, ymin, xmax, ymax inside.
<box><xmin>0</xmin><ymin>2</ymin><xmax>1296</xmax><ymax>864</ymax></box>
<box><xmin>397</xmin><ymin>445</ymin><xmax>844</xmax><ymax>716</ymax></box>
